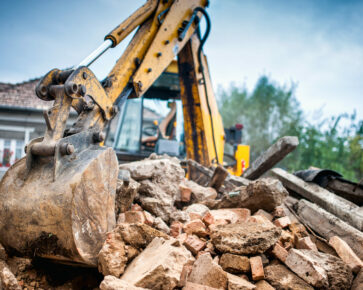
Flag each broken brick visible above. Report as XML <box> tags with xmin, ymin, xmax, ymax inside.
<box><xmin>183</xmin><ymin>219</ymin><xmax>208</xmax><ymax>238</ymax></box>
<box><xmin>271</xmin><ymin>243</ymin><xmax>288</xmax><ymax>263</ymax></box>
<box><xmin>219</xmin><ymin>253</ymin><xmax>250</xmax><ymax>274</ymax></box>
<box><xmin>250</xmin><ymin>256</ymin><xmax>265</xmax><ymax>281</ymax></box>
<box><xmin>170</xmin><ymin>221</ymin><xmax>184</xmax><ymax>238</ymax></box>
<box><xmin>183</xmin><ymin>235</ymin><xmax>206</xmax><ymax>255</ymax></box>
<box><xmin>273</xmin><ymin>216</ymin><xmax>291</xmax><ymax>228</ymax></box>
<box><xmin>296</xmin><ymin>236</ymin><xmax>318</xmax><ymax>252</ymax></box>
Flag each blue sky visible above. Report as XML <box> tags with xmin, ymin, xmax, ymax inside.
<box><xmin>0</xmin><ymin>0</ymin><xmax>362</xmax><ymax>121</ymax></box>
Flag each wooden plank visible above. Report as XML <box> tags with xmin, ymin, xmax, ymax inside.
<box><xmin>243</xmin><ymin>136</ymin><xmax>299</xmax><ymax>180</ymax></box>
<box><xmin>271</xmin><ymin>167</ymin><xmax>363</xmax><ymax>231</ymax></box>
<box><xmin>208</xmin><ymin>165</ymin><xmax>229</xmax><ymax>191</ymax></box>
<box><xmin>326</xmin><ymin>179</ymin><xmax>363</xmax><ymax>206</ymax></box>
<box><xmin>296</xmin><ymin>199</ymin><xmax>363</xmax><ymax>260</ymax></box>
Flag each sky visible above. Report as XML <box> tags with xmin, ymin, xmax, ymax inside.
<box><xmin>0</xmin><ymin>0</ymin><xmax>362</xmax><ymax>122</ymax></box>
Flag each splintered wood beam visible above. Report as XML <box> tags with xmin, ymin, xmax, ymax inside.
<box><xmin>271</xmin><ymin>167</ymin><xmax>363</xmax><ymax>231</ymax></box>
<box><xmin>243</xmin><ymin>136</ymin><xmax>299</xmax><ymax>180</ymax></box>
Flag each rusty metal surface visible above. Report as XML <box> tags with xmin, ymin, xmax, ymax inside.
<box><xmin>0</xmin><ymin>136</ymin><xmax>118</xmax><ymax>266</ymax></box>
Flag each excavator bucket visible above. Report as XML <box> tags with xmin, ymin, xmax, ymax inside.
<box><xmin>0</xmin><ymin>131</ymin><xmax>118</xmax><ymax>267</ymax></box>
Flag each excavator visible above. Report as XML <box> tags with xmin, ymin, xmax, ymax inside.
<box><xmin>0</xmin><ymin>0</ymin><xmax>249</xmax><ymax>266</ymax></box>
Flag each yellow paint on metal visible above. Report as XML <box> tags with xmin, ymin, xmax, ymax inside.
<box><xmin>231</xmin><ymin>144</ymin><xmax>250</xmax><ymax>176</ymax></box>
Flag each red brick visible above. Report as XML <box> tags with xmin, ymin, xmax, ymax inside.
<box><xmin>170</xmin><ymin>221</ymin><xmax>183</xmax><ymax>238</ymax></box>
<box><xmin>178</xmin><ymin>261</ymin><xmax>194</xmax><ymax>287</ymax></box>
<box><xmin>183</xmin><ymin>235</ymin><xmax>206</xmax><ymax>255</ymax></box>
<box><xmin>184</xmin><ymin>219</ymin><xmax>208</xmax><ymax>238</ymax></box>
<box><xmin>202</xmin><ymin>212</ymin><xmax>215</xmax><ymax>226</ymax></box>
<box><xmin>274</xmin><ymin>216</ymin><xmax>291</xmax><ymax>228</ymax></box>
<box><xmin>179</xmin><ymin>184</ymin><xmax>192</xmax><ymax>202</ymax></box>
<box><xmin>189</xmin><ymin>213</ymin><xmax>203</xmax><ymax>221</ymax></box>
<box><xmin>271</xmin><ymin>243</ymin><xmax>289</xmax><ymax>262</ymax></box>
<box><xmin>250</xmin><ymin>256</ymin><xmax>265</xmax><ymax>281</ymax></box>
<box><xmin>248</xmin><ymin>215</ymin><xmax>274</xmax><ymax>227</ymax></box>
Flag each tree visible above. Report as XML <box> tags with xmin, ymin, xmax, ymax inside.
<box><xmin>218</xmin><ymin>76</ymin><xmax>363</xmax><ymax>181</ymax></box>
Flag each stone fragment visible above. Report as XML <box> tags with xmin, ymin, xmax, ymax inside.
<box><xmin>210</xmin><ymin>222</ymin><xmax>281</xmax><ymax>255</ymax></box>
<box><xmin>285</xmin><ymin>249</ymin><xmax>353</xmax><ymax>289</ymax></box>
<box><xmin>329</xmin><ymin>236</ymin><xmax>363</xmax><ymax>274</ymax></box>
<box><xmin>254</xmin><ymin>280</ymin><xmax>275</xmax><ymax>290</ymax></box>
<box><xmin>273</xmin><ymin>216</ymin><xmax>291</xmax><ymax>228</ymax></box>
<box><xmin>178</xmin><ymin>261</ymin><xmax>194</xmax><ymax>287</ymax></box>
<box><xmin>183</xmin><ymin>235</ymin><xmax>206</xmax><ymax>255</ymax></box>
<box><xmin>208</xmin><ymin>219</ymin><xmax>229</xmax><ymax>232</ymax></box>
<box><xmin>260</xmin><ymin>254</ymin><xmax>269</xmax><ymax>266</ymax></box>
<box><xmin>170</xmin><ymin>221</ymin><xmax>184</xmax><ymax>238</ymax></box>
<box><xmin>179</xmin><ymin>184</ymin><xmax>192</xmax><ymax>202</ymax></box>
<box><xmin>254</xmin><ymin>209</ymin><xmax>273</xmax><ymax>221</ymax></box>
<box><xmin>351</xmin><ymin>268</ymin><xmax>363</xmax><ymax>290</ymax></box>
<box><xmin>98</xmin><ymin>230</ymin><xmax>127</xmax><ymax>277</ymax></box>
<box><xmin>186</xmin><ymin>204</ymin><xmax>210</xmax><ymax>217</ymax></box>
<box><xmin>115</xmin><ymin>178</ymin><xmax>140</xmax><ymax>214</ymax></box>
<box><xmin>121</xmin><ymin>238</ymin><xmax>194</xmax><ymax>289</ymax></box>
<box><xmin>210</xmin><ymin>208</ymin><xmax>251</xmax><ymax>224</ymax></box>
<box><xmin>296</xmin><ymin>236</ymin><xmax>318</xmax><ymax>252</ymax></box>
<box><xmin>182</xmin><ymin>179</ymin><xmax>218</xmax><ymax>202</ymax></box>
<box><xmin>125</xmin><ymin>245</ymin><xmax>140</xmax><ymax>261</ymax></box>
<box><xmin>0</xmin><ymin>261</ymin><xmax>21</xmax><ymax>290</ymax></box>
<box><xmin>213</xmin><ymin>178</ymin><xmax>287</xmax><ymax>212</ymax></box>
<box><xmin>271</xmin><ymin>243</ymin><xmax>288</xmax><ymax>263</ymax></box>
<box><xmin>183</xmin><ymin>220</ymin><xmax>208</xmax><ymax>238</ymax></box>
<box><xmin>219</xmin><ymin>253</ymin><xmax>250</xmax><ymax>274</ymax></box>
<box><xmin>202</xmin><ymin>212</ymin><xmax>215</xmax><ymax>226</ymax></box>
<box><xmin>143</xmin><ymin>211</ymin><xmax>155</xmax><ymax>226</ymax></box>
<box><xmin>248</xmin><ymin>215</ymin><xmax>274</xmax><ymax>227</ymax></box>
<box><xmin>188</xmin><ymin>253</ymin><xmax>228</xmax><ymax>289</ymax></box>
<box><xmin>153</xmin><ymin>217</ymin><xmax>170</xmax><ymax>234</ymax></box>
<box><xmin>170</xmin><ymin>210</ymin><xmax>191</xmax><ymax>223</ymax></box>
<box><xmin>117</xmin><ymin>211</ymin><xmax>145</xmax><ymax>224</ymax></box>
<box><xmin>250</xmin><ymin>256</ymin><xmax>265</xmax><ymax>281</ymax></box>
<box><xmin>227</xmin><ymin>273</ymin><xmax>256</xmax><ymax>290</ymax></box>
<box><xmin>265</xmin><ymin>264</ymin><xmax>313</xmax><ymax>290</ymax></box>
<box><xmin>100</xmin><ymin>275</ymin><xmax>147</xmax><ymax>290</ymax></box>
<box><xmin>272</xmin><ymin>206</ymin><xmax>286</xmax><ymax>218</ymax></box>
<box><xmin>183</xmin><ymin>281</ymin><xmax>219</xmax><ymax>290</ymax></box>
<box><xmin>117</xmin><ymin>223</ymin><xmax>169</xmax><ymax>249</ymax></box>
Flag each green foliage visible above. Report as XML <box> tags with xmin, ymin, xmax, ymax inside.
<box><xmin>218</xmin><ymin>76</ymin><xmax>363</xmax><ymax>182</ymax></box>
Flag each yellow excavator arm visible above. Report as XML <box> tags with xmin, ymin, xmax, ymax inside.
<box><xmin>0</xmin><ymin>0</ymin><xmax>249</xmax><ymax>266</ymax></box>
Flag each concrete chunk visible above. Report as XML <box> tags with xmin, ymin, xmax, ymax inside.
<box><xmin>265</xmin><ymin>264</ymin><xmax>313</xmax><ymax>290</ymax></box>
<box><xmin>187</xmin><ymin>253</ymin><xmax>228</xmax><ymax>289</ymax></box>
<box><xmin>100</xmin><ymin>276</ymin><xmax>147</xmax><ymax>290</ymax></box>
<box><xmin>219</xmin><ymin>253</ymin><xmax>250</xmax><ymax>274</ymax></box>
<box><xmin>211</xmin><ymin>222</ymin><xmax>281</xmax><ymax>255</ymax></box>
<box><xmin>121</xmin><ymin>237</ymin><xmax>194</xmax><ymax>290</ymax></box>
<box><xmin>329</xmin><ymin>236</ymin><xmax>363</xmax><ymax>274</ymax></box>
<box><xmin>285</xmin><ymin>249</ymin><xmax>353</xmax><ymax>289</ymax></box>
<box><xmin>227</xmin><ymin>273</ymin><xmax>256</xmax><ymax>290</ymax></box>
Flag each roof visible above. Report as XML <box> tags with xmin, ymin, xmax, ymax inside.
<box><xmin>0</xmin><ymin>79</ymin><xmax>50</xmax><ymax>110</ymax></box>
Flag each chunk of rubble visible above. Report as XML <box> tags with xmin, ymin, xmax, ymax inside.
<box><xmin>100</xmin><ymin>275</ymin><xmax>147</xmax><ymax>290</ymax></box>
<box><xmin>115</xmin><ymin>178</ymin><xmax>140</xmax><ymax>214</ymax></box>
<box><xmin>250</xmin><ymin>256</ymin><xmax>265</xmax><ymax>281</ymax></box>
<box><xmin>210</xmin><ymin>208</ymin><xmax>251</xmax><ymax>224</ymax></box>
<box><xmin>254</xmin><ymin>280</ymin><xmax>274</xmax><ymax>290</ymax></box>
<box><xmin>213</xmin><ymin>178</ymin><xmax>288</xmax><ymax>212</ymax></box>
<box><xmin>153</xmin><ymin>217</ymin><xmax>170</xmax><ymax>234</ymax></box>
<box><xmin>0</xmin><ymin>261</ymin><xmax>21</xmax><ymax>290</ymax></box>
<box><xmin>264</xmin><ymin>264</ymin><xmax>313</xmax><ymax>290</ymax></box>
<box><xmin>329</xmin><ymin>236</ymin><xmax>363</xmax><ymax>274</ymax></box>
<box><xmin>273</xmin><ymin>216</ymin><xmax>291</xmax><ymax>228</ymax></box>
<box><xmin>227</xmin><ymin>272</ymin><xmax>256</xmax><ymax>290</ymax></box>
<box><xmin>219</xmin><ymin>253</ymin><xmax>250</xmax><ymax>274</ymax></box>
<box><xmin>98</xmin><ymin>230</ymin><xmax>128</xmax><ymax>277</ymax></box>
<box><xmin>253</xmin><ymin>209</ymin><xmax>273</xmax><ymax>221</ymax></box>
<box><xmin>120</xmin><ymin>237</ymin><xmax>194</xmax><ymax>289</ymax></box>
<box><xmin>0</xmin><ymin>243</ymin><xmax>7</xmax><ymax>261</ymax></box>
<box><xmin>170</xmin><ymin>210</ymin><xmax>191</xmax><ymax>223</ymax></box>
<box><xmin>116</xmin><ymin>223</ymin><xmax>169</xmax><ymax>249</ymax></box>
<box><xmin>185</xmin><ymin>204</ymin><xmax>210</xmax><ymax>217</ymax></box>
<box><xmin>210</xmin><ymin>222</ymin><xmax>281</xmax><ymax>255</ymax></box>
<box><xmin>181</xmin><ymin>179</ymin><xmax>217</xmax><ymax>202</ymax></box>
<box><xmin>183</xmin><ymin>220</ymin><xmax>208</xmax><ymax>238</ymax></box>
<box><xmin>183</xmin><ymin>235</ymin><xmax>206</xmax><ymax>255</ymax></box>
<box><xmin>285</xmin><ymin>249</ymin><xmax>353</xmax><ymax>289</ymax></box>
<box><xmin>187</xmin><ymin>253</ymin><xmax>228</xmax><ymax>289</ymax></box>
<box><xmin>296</xmin><ymin>236</ymin><xmax>318</xmax><ymax>252</ymax></box>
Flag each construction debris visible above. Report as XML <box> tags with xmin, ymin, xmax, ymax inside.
<box><xmin>0</xmin><ymin>154</ymin><xmax>361</xmax><ymax>289</ymax></box>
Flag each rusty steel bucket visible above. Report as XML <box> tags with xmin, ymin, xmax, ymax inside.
<box><xmin>0</xmin><ymin>131</ymin><xmax>118</xmax><ymax>266</ymax></box>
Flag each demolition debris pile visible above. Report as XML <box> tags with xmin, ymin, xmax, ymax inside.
<box><xmin>0</xmin><ymin>153</ymin><xmax>362</xmax><ymax>289</ymax></box>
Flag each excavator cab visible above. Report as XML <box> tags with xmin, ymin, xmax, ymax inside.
<box><xmin>105</xmin><ymin>62</ymin><xmax>186</xmax><ymax>161</ymax></box>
